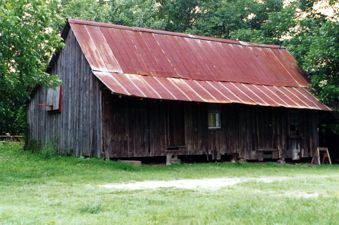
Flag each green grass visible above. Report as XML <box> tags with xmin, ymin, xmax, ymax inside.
<box><xmin>0</xmin><ymin>142</ymin><xmax>338</xmax><ymax>225</ymax></box>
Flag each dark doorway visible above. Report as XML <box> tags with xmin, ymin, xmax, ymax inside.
<box><xmin>320</xmin><ymin>125</ymin><xmax>339</xmax><ymax>163</ymax></box>
<box><xmin>287</xmin><ymin>111</ymin><xmax>302</xmax><ymax>160</ymax></box>
<box><xmin>167</xmin><ymin>103</ymin><xmax>185</xmax><ymax>147</ymax></box>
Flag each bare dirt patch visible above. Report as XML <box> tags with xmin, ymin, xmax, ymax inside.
<box><xmin>284</xmin><ymin>191</ymin><xmax>319</xmax><ymax>198</ymax></box>
<box><xmin>100</xmin><ymin>176</ymin><xmax>288</xmax><ymax>190</ymax></box>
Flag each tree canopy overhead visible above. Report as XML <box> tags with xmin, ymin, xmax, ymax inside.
<box><xmin>0</xmin><ymin>0</ymin><xmax>64</xmax><ymax>134</ymax></box>
<box><xmin>0</xmin><ymin>0</ymin><xmax>338</xmax><ymax>134</ymax></box>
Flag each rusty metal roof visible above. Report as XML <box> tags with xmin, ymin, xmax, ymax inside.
<box><xmin>68</xmin><ymin>19</ymin><xmax>331</xmax><ymax>111</ymax></box>
<box><xmin>93</xmin><ymin>72</ymin><xmax>331</xmax><ymax>110</ymax></box>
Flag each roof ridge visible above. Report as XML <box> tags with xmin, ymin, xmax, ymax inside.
<box><xmin>68</xmin><ymin>18</ymin><xmax>284</xmax><ymax>49</ymax></box>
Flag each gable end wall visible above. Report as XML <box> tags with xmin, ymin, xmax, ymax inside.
<box><xmin>27</xmin><ymin>29</ymin><xmax>102</xmax><ymax>157</ymax></box>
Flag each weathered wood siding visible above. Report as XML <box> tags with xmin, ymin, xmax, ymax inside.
<box><xmin>28</xmin><ymin>30</ymin><xmax>102</xmax><ymax>157</ymax></box>
<box><xmin>102</xmin><ymin>93</ymin><xmax>319</xmax><ymax>160</ymax></box>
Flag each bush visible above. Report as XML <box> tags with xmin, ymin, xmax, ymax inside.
<box><xmin>39</xmin><ymin>143</ymin><xmax>59</xmax><ymax>159</ymax></box>
<box><xmin>79</xmin><ymin>201</ymin><xmax>103</xmax><ymax>214</ymax></box>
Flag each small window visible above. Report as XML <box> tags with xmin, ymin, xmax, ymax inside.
<box><xmin>47</xmin><ymin>85</ymin><xmax>62</xmax><ymax>112</ymax></box>
<box><xmin>208</xmin><ymin>108</ymin><xmax>221</xmax><ymax>129</ymax></box>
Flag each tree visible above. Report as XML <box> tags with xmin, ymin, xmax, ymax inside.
<box><xmin>191</xmin><ymin>0</ymin><xmax>285</xmax><ymax>38</ymax></box>
<box><xmin>61</xmin><ymin>0</ymin><xmax>111</xmax><ymax>22</ymax></box>
<box><xmin>0</xmin><ymin>0</ymin><xmax>63</xmax><ymax>134</ymax></box>
<box><xmin>61</xmin><ymin>0</ymin><xmax>201</xmax><ymax>32</ymax></box>
<box><xmin>109</xmin><ymin>0</ymin><xmax>166</xmax><ymax>29</ymax></box>
<box><xmin>156</xmin><ymin>0</ymin><xmax>201</xmax><ymax>32</ymax></box>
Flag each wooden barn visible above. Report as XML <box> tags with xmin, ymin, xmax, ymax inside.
<box><xmin>28</xmin><ymin>19</ymin><xmax>332</xmax><ymax>162</ymax></box>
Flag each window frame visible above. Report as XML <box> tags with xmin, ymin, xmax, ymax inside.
<box><xmin>208</xmin><ymin>107</ymin><xmax>221</xmax><ymax>129</ymax></box>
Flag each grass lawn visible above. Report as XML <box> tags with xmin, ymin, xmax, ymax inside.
<box><xmin>0</xmin><ymin>142</ymin><xmax>338</xmax><ymax>225</ymax></box>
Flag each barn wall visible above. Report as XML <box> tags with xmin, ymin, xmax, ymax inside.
<box><xmin>102</xmin><ymin>93</ymin><xmax>319</xmax><ymax>160</ymax></box>
<box><xmin>27</xmin><ymin>30</ymin><xmax>102</xmax><ymax>157</ymax></box>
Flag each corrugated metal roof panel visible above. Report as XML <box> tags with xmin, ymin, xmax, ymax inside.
<box><xmin>93</xmin><ymin>71</ymin><xmax>331</xmax><ymax>111</ymax></box>
<box><xmin>67</xmin><ymin>19</ymin><xmax>331</xmax><ymax>111</ymax></box>
<box><xmin>69</xmin><ymin>19</ymin><xmax>309</xmax><ymax>87</ymax></box>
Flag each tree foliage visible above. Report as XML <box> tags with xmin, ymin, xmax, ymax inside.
<box><xmin>0</xmin><ymin>0</ymin><xmax>63</xmax><ymax>134</ymax></box>
<box><xmin>109</xmin><ymin>0</ymin><xmax>166</xmax><ymax>29</ymax></box>
<box><xmin>61</xmin><ymin>0</ymin><xmax>111</xmax><ymax>22</ymax></box>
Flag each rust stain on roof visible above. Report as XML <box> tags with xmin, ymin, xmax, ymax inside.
<box><xmin>67</xmin><ymin>19</ymin><xmax>330</xmax><ymax>111</ymax></box>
